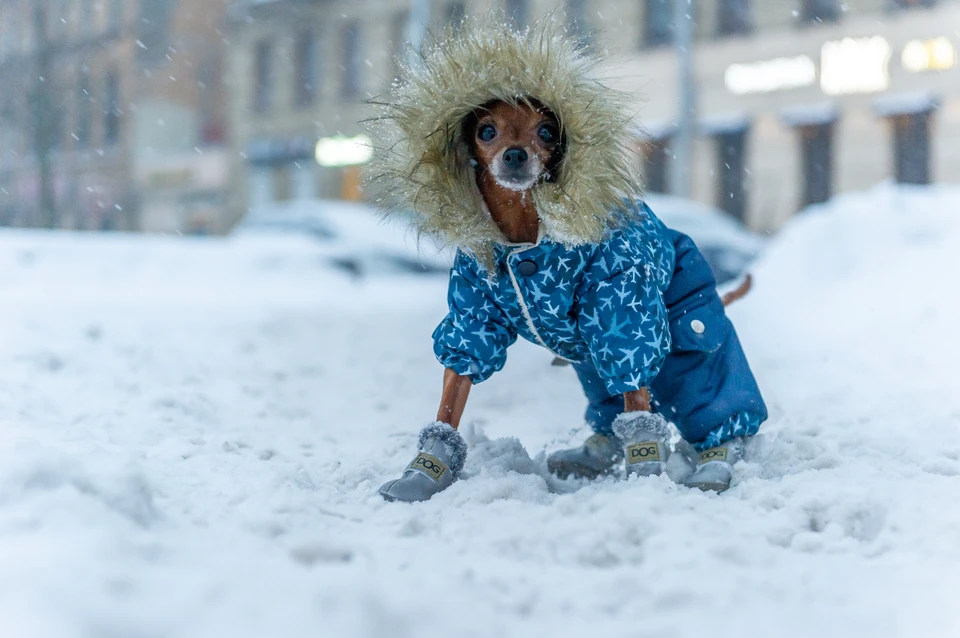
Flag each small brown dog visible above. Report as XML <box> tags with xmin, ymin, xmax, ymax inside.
<box><xmin>434</xmin><ymin>99</ymin><xmax>750</xmax><ymax>429</ymax></box>
<box><xmin>375</xmin><ymin>23</ymin><xmax>767</xmax><ymax>503</ymax></box>
<box><xmin>429</xmin><ymin>100</ymin><xmax>583</xmax><ymax>431</ymax></box>
<box><xmin>464</xmin><ymin>99</ymin><xmax>563</xmax><ymax>245</ymax></box>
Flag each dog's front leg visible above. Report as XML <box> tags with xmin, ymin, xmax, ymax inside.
<box><xmin>623</xmin><ymin>388</ymin><xmax>652</xmax><ymax>413</ymax></box>
<box><xmin>615</xmin><ymin>387</ymin><xmax>671</xmax><ymax>476</ymax></box>
<box><xmin>379</xmin><ymin>368</ymin><xmax>472</xmax><ymax>502</ymax></box>
<box><xmin>437</xmin><ymin>367</ymin><xmax>472</xmax><ymax>428</ymax></box>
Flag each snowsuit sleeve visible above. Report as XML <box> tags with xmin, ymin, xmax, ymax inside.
<box><xmin>575</xmin><ymin>230</ymin><xmax>671</xmax><ymax>395</ymax></box>
<box><xmin>432</xmin><ymin>251</ymin><xmax>517</xmax><ymax>383</ymax></box>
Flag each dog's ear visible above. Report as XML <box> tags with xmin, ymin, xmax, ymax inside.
<box><xmin>455</xmin><ymin>110</ymin><xmax>480</xmax><ymax>170</ymax></box>
<box><xmin>528</xmin><ymin>99</ymin><xmax>566</xmax><ymax>184</ymax></box>
<box><xmin>543</xmin><ymin>113</ymin><xmax>566</xmax><ymax>184</ymax></box>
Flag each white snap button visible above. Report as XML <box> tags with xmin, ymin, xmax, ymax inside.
<box><xmin>691</xmin><ymin>319</ymin><xmax>706</xmax><ymax>334</ymax></box>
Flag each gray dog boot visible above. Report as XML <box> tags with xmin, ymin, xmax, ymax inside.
<box><xmin>613</xmin><ymin>411</ymin><xmax>671</xmax><ymax>477</ymax></box>
<box><xmin>547</xmin><ymin>433</ymin><xmax>623</xmax><ymax>480</ymax></box>
<box><xmin>379</xmin><ymin>422</ymin><xmax>467</xmax><ymax>503</ymax></box>
<box><xmin>682</xmin><ymin>438</ymin><xmax>744</xmax><ymax>492</ymax></box>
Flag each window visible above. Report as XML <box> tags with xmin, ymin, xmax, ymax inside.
<box><xmin>641</xmin><ymin>137</ymin><xmax>671</xmax><ymax>194</ymax></box>
<box><xmin>76</xmin><ymin>76</ymin><xmax>92</xmax><ymax>149</ymax></box>
<box><xmin>292</xmin><ymin>163</ymin><xmax>316</xmax><ymax>200</ymax></box>
<box><xmin>79</xmin><ymin>0</ymin><xmax>93</xmax><ymax>35</ymax></box>
<box><xmin>136</xmin><ymin>0</ymin><xmax>176</xmax><ymax>65</ymax></box>
<box><xmin>446</xmin><ymin>2</ymin><xmax>466</xmax><ymax>34</ymax></box>
<box><xmin>38</xmin><ymin>84</ymin><xmax>65</xmax><ymax>154</ymax></box>
<box><xmin>33</xmin><ymin>6</ymin><xmax>49</xmax><ymax>46</ymax></box>
<box><xmin>8</xmin><ymin>11</ymin><xmax>20</xmax><ymax>53</ymax></box>
<box><xmin>294</xmin><ymin>30</ymin><xmax>318</xmax><ymax>107</ymax></box>
<box><xmin>249</xmin><ymin>167</ymin><xmax>274</xmax><ymax>208</ymax></box>
<box><xmin>198</xmin><ymin>51</ymin><xmax>224</xmax><ymax>144</ymax></box>
<box><xmin>104</xmin><ymin>69</ymin><xmax>121</xmax><ymax>146</ymax></box>
<box><xmin>798</xmin><ymin>123</ymin><xmax>834</xmax><ymax>207</ymax></box>
<box><xmin>891</xmin><ymin>111</ymin><xmax>933</xmax><ymax>184</ymax></box>
<box><xmin>891</xmin><ymin>0</ymin><xmax>936</xmax><ymax>8</ymax></box>
<box><xmin>566</xmin><ymin>0</ymin><xmax>589</xmax><ymax>44</ymax></box>
<box><xmin>505</xmin><ymin>0</ymin><xmax>528</xmax><ymax>30</ymax></box>
<box><xmin>51</xmin><ymin>96</ymin><xmax>64</xmax><ymax>152</ymax></box>
<box><xmin>108</xmin><ymin>0</ymin><xmax>123</xmax><ymax>31</ymax></box>
<box><xmin>54</xmin><ymin>0</ymin><xmax>70</xmax><ymax>36</ymax></box>
<box><xmin>800</xmin><ymin>0</ymin><xmax>841</xmax><ymax>23</ymax></box>
<box><xmin>252</xmin><ymin>39</ymin><xmax>273</xmax><ymax>113</ymax></box>
<box><xmin>717</xmin><ymin>0</ymin><xmax>752</xmax><ymax>37</ymax></box>
<box><xmin>341</xmin><ymin>21</ymin><xmax>362</xmax><ymax>99</ymax></box>
<box><xmin>714</xmin><ymin>127</ymin><xmax>749</xmax><ymax>221</ymax></box>
<box><xmin>391</xmin><ymin>11</ymin><xmax>409</xmax><ymax>83</ymax></box>
<box><xmin>644</xmin><ymin>0</ymin><xmax>673</xmax><ymax>48</ymax></box>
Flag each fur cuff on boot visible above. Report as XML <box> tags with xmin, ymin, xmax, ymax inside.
<box><xmin>418</xmin><ymin>422</ymin><xmax>467</xmax><ymax>476</ymax></box>
<box><xmin>612</xmin><ymin>411</ymin><xmax>671</xmax><ymax>443</ymax></box>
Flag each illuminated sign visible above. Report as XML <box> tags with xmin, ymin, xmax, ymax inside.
<box><xmin>902</xmin><ymin>37</ymin><xmax>956</xmax><ymax>72</ymax></box>
<box><xmin>314</xmin><ymin>135</ymin><xmax>373</xmax><ymax>167</ymax></box>
<box><xmin>724</xmin><ymin>56</ymin><xmax>817</xmax><ymax>95</ymax></box>
<box><xmin>820</xmin><ymin>36</ymin><xmax>891</xmax><ymax>96</ymax></box>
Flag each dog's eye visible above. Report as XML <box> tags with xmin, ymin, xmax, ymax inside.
<box><xmin>477</xmin><ymin>124</ymin><xmax>497</xmax><ymax>142</ymax></box>
<box><xmin>537</xmin><ymin>123</ymin><xmax>558</xmax><ymax>144</ymax></box>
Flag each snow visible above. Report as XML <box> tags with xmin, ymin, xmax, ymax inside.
<box><xmin>872</xmin><ymin>91</ymin><xmax>939</xmax><ymax>117</ymax></box>
<box><xmin>780</xmin><ymin>101</ymin><xmax>839</xmax><ymax>127</ymax></box>
<box><xmin>698</xmin><ymin>113</ymin><xmax>752</xmax><ymax>135</ymax></box>
<box><xmin>236</xmin><ymin>199</ymin><xmax>453</xmax><ymax>274</ymax></box>
<box><xmin>644</xmin><ymin>191</ymin><xmax>765</xmax><ymax>255</ymax></box>
<box><xmin>2</xmin><ymin>184</ymin><xmax>960</xmax><ymax>638</ymax></box>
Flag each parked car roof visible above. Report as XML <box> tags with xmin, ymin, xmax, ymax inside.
<box><xmin>236</xmin><ymin>199</ymin><xmax>452</xmax><ymax>277</ymax></box>
<box><xmin>237</xmin><ymin>196</ymin><xmax>764</xmax><ymax>283</ymax></box>
<box><xmin>644</xmin><ymin>193</ymin><xmax>766</xmax><ymax>284</ymax></box>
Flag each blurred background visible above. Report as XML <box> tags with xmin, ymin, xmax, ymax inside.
<box><xmin>3</xmin><ymin>5</ymin><xmax>960</xmax><ymax>631</ymax></box>
<box><xmin>0</xmin><ymin>0</ymin><xmax>955</xmax><ymax>239</ymax></box>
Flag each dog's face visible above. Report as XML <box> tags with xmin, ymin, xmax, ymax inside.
<box><xmin>466</xmin><ymin>100</ymin><xmax>562</xmax><ymax>192</ymax></box>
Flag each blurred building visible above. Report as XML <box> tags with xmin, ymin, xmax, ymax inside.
<box><xmin>619</xmin><ymin>0</ymin><xmax>960</xmax><ymax>232</ymax></box>
<box><xmin>228</xmin><ymin>0</ymin><xmax>959</xmax><ymax>233</ymax></box>
<box><xmin>226</xmin><ymin>0</ymin><xmax>562</xmax><ymax>223</ymax></box>
<box><xmin>226</xmin><ymin>0</ymin><xmax>415</xmax><ymax>225</ymax></box>
<box><xmin>0</xmin><ymin>0</ymin><xmax>231</xmax><ymax>233</ymax></box>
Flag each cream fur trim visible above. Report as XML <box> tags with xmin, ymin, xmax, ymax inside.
<box><xmin>366</xmin><ymin>15</ymin><xmax>644</xmax><ymax>268</ymax></box>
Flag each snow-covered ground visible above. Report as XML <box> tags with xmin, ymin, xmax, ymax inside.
<box><xmin>1</xmin><ymin>184</ymin><xmax>959</xmax><ymax>638</ymax></box>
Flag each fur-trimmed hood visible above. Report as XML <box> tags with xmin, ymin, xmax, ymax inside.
<box><xmin>367</xmin><ymin>17</ymin><xmax>644</xmax><ymax>266</ymax></box>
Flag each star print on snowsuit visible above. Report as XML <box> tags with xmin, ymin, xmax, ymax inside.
<box><xmin>433</xmin><ymin>201</ymin><xmax>767</xmax><ymax>450</ymax></box>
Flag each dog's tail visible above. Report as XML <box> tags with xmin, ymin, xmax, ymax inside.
<box><xmin>721</xmin><ymin>274</ymin><xmax>753</xmax><ymax>307</ymax></box>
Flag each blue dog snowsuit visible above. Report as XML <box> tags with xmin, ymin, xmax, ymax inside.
<box><xmin>433</xmin><ymin>201</ymin><xmax>767</xmax><ymax>450</ymax></box>
<box><xmin>372</xmin><ymin>22</ymin><xmax>766</xmax><ymax>500</ymax></box>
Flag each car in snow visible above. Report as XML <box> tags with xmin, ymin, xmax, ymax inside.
<box><xmin>235</xmin><ymin>199</ymin><xmax>452</xmax><ymax>277</ymax></box>
<box><xmin>236</xmin><ymin>195</ymin><xmax>763</xmax><ymax>284</ymax></box>
<box><xmin>644</xmin><ymin>193</ymin><xmax>765</xmax><ymax>285</ymax></box>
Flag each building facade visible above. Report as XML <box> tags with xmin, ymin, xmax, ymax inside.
<box><xmin>0</xmin><ymin>0</ymin><xmax>232</xmax><ymax>233</ymax></box>
<box><xmin>228</xmin><ymin>0</ymin><xmax>960</xmax><ymax>232</ymax></box>
<box><xmin>619</xmin><ymin>0</ymin><xmax>960</xmax><ymax>232</ymax></box>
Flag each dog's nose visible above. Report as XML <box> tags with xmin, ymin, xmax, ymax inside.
<box><xmin>502</xmin><ymin>147</ymin><xmax>528</xmax><ymax>168</ymax></box>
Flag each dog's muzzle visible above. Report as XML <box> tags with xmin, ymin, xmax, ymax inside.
<box><xmin>494</xmin><ymin>147</ymin><xmax>544</xmax><ymax>191</ymax></box>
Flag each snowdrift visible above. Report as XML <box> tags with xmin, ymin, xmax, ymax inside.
<box><xmin>1</xmin><ymin>184</ymin><xmax>959</xmax><ymax>638</ymax></box>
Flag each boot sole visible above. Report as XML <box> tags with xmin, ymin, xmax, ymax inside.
<box><xmin>626</xmin><ymin>461</ymin><xmax>666</xmax><ymax>478</ymax></box>
<box><xmin>547</xmin><ymin>458</ymin><xmax>615</xmax><ymax>481</ymax></box>
<box><xmin>683</xmin><ymin>478</ymin><xmax>732</xmax><ymax>493</ymax></box>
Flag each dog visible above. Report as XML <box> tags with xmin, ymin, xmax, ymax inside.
<box><xmin>459</xmin><ymin>98</ymin><xmax>750</xmax><ymax>405</ymax></box>
<box><xmin>372</xmin><ymin>22</ymin><xmax>766</xmax><ymax>503</ymax></box>
<box><xmin>464</xmin><ymin>98</ymin><xmax>752</xmax><ymax>302</ymax></box>
<box><xmin>463</xmin><ymin>98</ymin><xmax>563</xmax><ymax>245</ymax></box>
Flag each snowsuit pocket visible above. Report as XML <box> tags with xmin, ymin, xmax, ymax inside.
<box><xmin>651</xmin><ymin>296</ymin><xmax>764</xmax><ymax>444</ymax></box>
<box><xmin>668</xmin><ymin>302</ymin><xmax>727</xmax><ymax>354</ymax></box>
